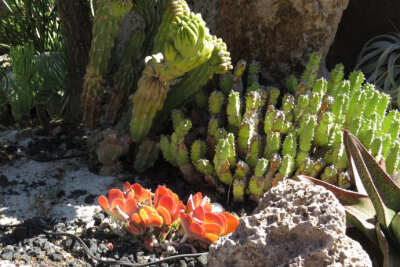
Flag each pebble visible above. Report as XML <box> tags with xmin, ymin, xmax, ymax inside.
<box><xmin>0</xmin><ymin>213</ymin><xmax>209</xmax><ymax>266</ymax></box>
<box><xmin>1</xmin><ymin>251</ymin><xmax>13</xmax><ymax>261</ymax></box>
<box><xmin>48</xmin><ymin>252</ymin><xmax>63</xmax><ymax>262</ymax></box>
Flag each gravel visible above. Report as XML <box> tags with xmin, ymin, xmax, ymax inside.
<box><xmin>0</xmin><ymin>127</ymin><xmax>213</xmax><ymax>266</ymax></box>
<box><xmin>0</xmin><ymin>213</ymin><xmax>209</xmax><ymax>266</ymax></box>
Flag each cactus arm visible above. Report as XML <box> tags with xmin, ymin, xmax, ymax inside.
<box><xmin>82</xmin><ymin>0</ymin><xmax>133</xmax><ymax>129</ymax></box>
<box><xmin>232</xmin><ymin>59</ymin><xmax>246</xmax><ymax>94</ymax></box>
<box><xmin>104</xmin><ymin>31</ymin><xmax>146</xmax><ymax>125</ymax></box>
<box><xmin>299</xmin><ymin>52</ymin><xmax>321</xmax><ymax>92</ymax></box>
<box><xmin>191</xmin><ymin>140</ymin><xmax>206</xmax><ymax>164</ymax></box>
<box><xmin>209</xmin><ymin>91</ymin><xmax>225</xmax><ymax>116</ymax></box>
<box><xmin>232</xmin><ymin>161</ymin><xmax>250</xmax><ymax>202</ymax></box>
<box><xmin>213</xmin><ymin>138</ymin><xmax>233</xmax><ymax>185</ymax></box>
<box><xmin>327</xmin><ymin>63</ymin><xmax>344</xmax><ymax>94</ymax></box>
<box><xmin>227</xmin><ymin>90</ymin><xmax>242</xmax><ymax>130</ymax></box>
<box><xmin>267</xmin><ymin>87</ymin><xmax>280</xmax><ymax>106</ymax></box>
<box><xmin>152</xmin><ymin>36</ymin><xmax>232</xmax><ymax>130</ymax></box>
<box><xmin>160</xmin><ymin>135</ymin><xmax>175</xmax><ymax>166</ymax></box>
<box><xmin>246</xmin><ymin>135</ymin><xmax>261</xmax><ymax>168</ymax></box>
<box><xmin>286</xmin><ymin>75</ymin><xmax>298</xmax><ymax>94</ymax></box>
<box><xmin>264</xmin><ymin>131</ymin><xmax>281</xmax><ymax>158</ymax></box>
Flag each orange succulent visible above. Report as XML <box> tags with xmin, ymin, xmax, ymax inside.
<box><xmin>154</xmin><ymin>185</ymin><xmax>185</xmax><ymax>225</ymax></box>
<box><xmin>98</xmin><ymin>189</ymin><xmax>138</xmax><ymax>220</ymax></box>
<box><xmin>179</xmin><ymin>193</ymin><xmax>240</xmax><ymax>244</ymax></box>
<box><xmin>128</xmin><ymin>206</ymin><xmax>164</xmax><ymax>234</ymax></box>
<box><xmin>123</xmin><ymin>182</ymin><xmax>152</xmax><ymax>204</ymax></box>
<box><xmin>98</xmin><ymin>183</ymin><xmax>239</xmax><ymax>244</ymax></box>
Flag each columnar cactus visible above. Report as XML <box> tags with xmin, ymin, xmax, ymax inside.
<box><xmin>130</xmin><ymin>0</ymin><xmax>231</xmax><ymax>141</ymax></box>
<box><xmin>81</xmin><ymin>0</ymin><xmax>133</xmax><ymax>129</ymax></box>
<box><xmin>81</xmin><ymin>0</ymin><xmax>231</xmax><ymax>174</ymax></box>
<box><xmin>161</xmin><ymin>53</ymin><xmax>400</xmax><ymax>202</ymax></box>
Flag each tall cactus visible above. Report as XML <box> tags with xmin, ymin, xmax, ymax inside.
<box><xmin>81</xmin><ymin>0</ymin><xmax>133</xmax><ymax>129</ymax></box>
<box><xmin>129</xmin><ymin>0</ymin><xmax>231</xmax><ymax>141</ymax></box>
<box><xmin>160</xmin><ymin>55</ymin><xmax>400</xmax><ymax>202</ymax></box>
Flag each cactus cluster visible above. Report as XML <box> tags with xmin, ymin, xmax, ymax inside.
<box><xmin>80</xmin><ymin>0</ymin><xmax>231</xmax><ymax>173</ymax></box>
<box><xmin>129</xmin><ymin>0</ymin><xmax>231</xmax><ymax>142</ymax></box>
<box><xmin>161</xmin><ymin>53</ymin><xmax>400</xmax><ymax>202</ymax></box>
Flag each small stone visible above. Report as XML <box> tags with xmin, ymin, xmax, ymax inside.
<box><xmin>19</xmin><ymin>254</ymin><xmax>31</xmax><ymax>264</ymax></box>
<box><xmin>93</xmin><ymin>213</ymin><xmax>105</xmax><ymax>225</ymax></box>
<box><xmin>36</xmin><ymin>251</ymin><xmax>45</xmax><ymax>260</ymax></box>
<box><xmin>187</xmin><ymin>260</ymin><xmax>195</xmax><ymax>267</ymax></box>
<box><xmin>1</xmin><ymin>251</ymin><xmax>14</xmax><ymax>261</ymax></box>
<box><xmin>48</xmin><ymin>252</ymin><xmax>63</xmax><ymax>262</ymax></box>
<box><xmin>65</xmin><ymin>239</ymin><xmax>74</xmax><ymax>248</ymax></box>
<box><xmin>4</xmin><ymin>245</ymin><xmax>14</xmax><ymax>252</ymax></box>
<box><xmin>197</xmin><ymin>254</ymin><xmax>208</xmax><ymax>267</ymax></box>
<box><xmin>26</xmin><ymin>248</ymin><xmax>37</xmax><ymax>257</ymax></box>
<box><xmin>178</xmin><ymin>259</ymin><xmax>187</xmax><ymax>267</ymax></box>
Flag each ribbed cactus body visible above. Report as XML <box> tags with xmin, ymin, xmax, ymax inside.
<box><xmin>82</xmin><ymin>0</ymin><xmax>132</xmax><ymax>129</ymax></box>
<box><xmin>160</xmin><ymin>54</ymin><xmax>400</xmax><ymax>202</ymax></box>
<box><xmin>104</xmin><ymin>31</ymin><xmax>146</xmax><ymax>125</ymax></box>
<box><xmin>130</xmin><ymin>1</ymin><xmax>231</xmax><ymax>141</ymax></box>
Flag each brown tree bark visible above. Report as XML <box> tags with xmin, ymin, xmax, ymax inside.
<box><xmin>56</xmin><ymin>0</ymin><xmax>92</xmax><ymax>124</ymax></box>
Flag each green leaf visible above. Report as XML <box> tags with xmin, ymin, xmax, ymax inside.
<box><xmin>344</xmin><ymin>131</ymin><xmax>400</xmax><ymax>230</ymax></box>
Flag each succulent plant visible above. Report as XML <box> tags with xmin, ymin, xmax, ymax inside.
<box><xmin>81</xmin><ymin>0</ymin><xmax>231</xmax><ymax>174</ymax></box>
<box><xmin>98</xmin><ymin>182</ymin><xmax>239</xmax><ymax>247</ymax></box>
<box><xmin>355</xmin><ymin>32</ymin><xmax>400</xmax><ymax>108</ymax></box>
<box><xmin>129</xmin><ymin>0</ymin><xmax>231</xmax><ymax>142</ymax></box>
<box><xmin>81</xmin><ymin>0</ymin><xmax>133</xmax><ymax>129</ymax></box>
<box><xmin>160</xmin><ymin>53</ymin><xmax>400</xmax><ymax>202</ymax></box>
<box><xmin>297</xmin><ymin>131</ymin><xmax>400</xmax><ymax>267</ymax></box>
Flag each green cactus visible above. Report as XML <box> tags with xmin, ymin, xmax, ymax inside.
<box><xmin>81</xmin><ymin>0</ymin><xmax>133</xmax><ymax>129</ymax></box>
<box><xmin>160</xmin><ymin>54</ymin><xmax>400</xmax><ymax>202</ymax></box>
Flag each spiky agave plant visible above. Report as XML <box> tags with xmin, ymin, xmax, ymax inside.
<box><xmin>355</xmin><ymin>32</ymin><xmax>400</xmax><ymax>108</ymax></box>
<box><xmin>161</xmin><ymin>53</ymin><xmax>400</xmax><ymax>202</ymax></box>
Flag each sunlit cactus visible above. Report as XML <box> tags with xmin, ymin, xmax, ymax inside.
<box><xmin>160</xmin><ymin>54</ymin><xmax>400</xmax><ymax>202</ymax></box>
<box><xmin>130</xmin><ymin>0</ymin><xmax>231</xmax><ymax>141</ymax></box>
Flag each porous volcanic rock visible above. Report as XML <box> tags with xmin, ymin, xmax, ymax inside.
<box><xmin>216</xmin><ymin>0</ymin><xmax>349</xmax><ymax>84</ymax></box>
<box><xmin>208</xmin><ymin>179</ymin><xmax>372</xmax><ymax>267</ymax></box>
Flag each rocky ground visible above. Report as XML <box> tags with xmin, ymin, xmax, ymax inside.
<box><xmin>0</xmin><ymin>125</ymin><xmax>243</xmax><ymax>266</ymax></box>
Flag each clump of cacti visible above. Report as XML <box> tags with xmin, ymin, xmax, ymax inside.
<box><xmin>129</xmin><ymin>0</ymin><xmax>231</xmax><ymax>142</ymax></box>
<box><xmin>81</xmin><ymin>0</ymin><xmax>231</xmax><ymax>174</ymax></box>
<box><xmin>161</xmin><ymin>53</ymin><xmax>400</xmax><ymax>202</ymax></box>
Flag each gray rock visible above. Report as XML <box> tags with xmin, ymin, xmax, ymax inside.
<box><xmin>208</xmin><ymin>179</ymin><xmax>372</xmax><ymax>267</ymax></box>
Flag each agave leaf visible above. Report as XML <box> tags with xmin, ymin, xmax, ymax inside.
<box><xmin>376</xmin><ymin>223</ymin><xmax>400</xmax><ymax>267</ymax></box>
<box><xmin>344</xmin><ymin>131</ymin><xmax>400</xmax><ymax>230</ymax></box>
<box><xmin>355</xmin><ymin>47</ymin><xmax>388</xmax><ymax>69</ymax></box>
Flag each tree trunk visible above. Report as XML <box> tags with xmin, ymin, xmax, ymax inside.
<box><xmin>56</xmin><ymin>0</ymin><xmax>92</xmax><ymax>124</ymax></box>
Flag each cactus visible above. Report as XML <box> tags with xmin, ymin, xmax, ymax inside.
<box><xmin>160</xmin><ymin>55</ymin><xmax>400</xmax><ymax>202</ymax></box>
<box><xmin>80</xmin><ymin>0</ymin><xmax>230</xmax><ymax>174</ymax></box>
<box><xmin>81</xmin><ymin>0</ymin><xmax>133</xmax><ymax>129</ymax></box>
<box><xmin>130</xmin><ymin>0</ymin><xmax>231</xmax><ymax>141</ymax></box>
